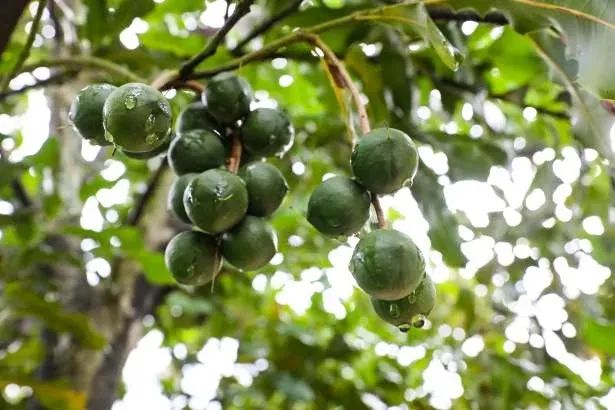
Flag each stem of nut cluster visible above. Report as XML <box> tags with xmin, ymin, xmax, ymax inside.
<box><xmin>228</xmin><ymin>132</ymin><xmax>243</xmax><ymax>173</ymax></box>
<box><xmin>178</xmin><ymin>80</ymin><xmax>204</xmax><ymax>93</ymax></box>
<box><xmin>162</xmin><ymin>80</ymin><xmax>204</xmax><ymax>93</ymax></box>
<box><xmin>302</xmin><ymin>33</ymin><xmax>386</xmax><ymax>229</ymax></box>
<box><xmin>210</xmin><ymin>245</ymin><xmax>222</xmax><ymax>293</ymax></box>
<box><xmin>370</xmin><ymin>193</ymin><xmax>387</xmax><ymax>229</ymax></box>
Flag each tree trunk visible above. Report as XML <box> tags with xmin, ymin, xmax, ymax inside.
<box><xmin>13</xmin><ymin>1</ymin><xmax>181</xmax><ymax>405</ymax></box>
<box><xmin>85</xmin><ymin>168</ymin><xmax>176</xmax><ymax>410</ymax></box>
<box><xmin>28</xmin><ymin>85</ymin><xmax>176</xmax><ymax>406</ymax></box>
<box><xmin>26</xmin><ymin>42</ymin><xmax>177</xmax><ymax>410</ymax></box>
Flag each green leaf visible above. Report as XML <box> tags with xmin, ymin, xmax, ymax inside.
<box><xmin>0</xmin><ymin>159</ymin><xmax>27</xmax><ymax>186</ymax></box>
<box><xmin>130</xmin><ymin>249</ymin><xmax>175</xmax><ymax>285</ymax></box>
<box><xmin>581</xmin><ymin>316</ymin><xmax>615</xmax><ymax>355</ymax></box>
<box><xmin>412</xmin><ymin>167</ymin><xmax>466</xmax><ymax>268</ymax></box>
<box><xmin>62</xmin><ymin>226</ymin><xmax>144</xmax><ymax>251</ymax></box>
<box><xmin>385</xmin><ymin>4</ymin><xmax>463</xmax><ymax>71</ymax></box>
<box><xmin>436</xmin><ymin>0</ymin><xmax>615</xmax><ymax>99</ymax></box>
<box><xmin>14</xmin><ymin>213</ymin><xmax>38</xmax><ymax>244</ymax></box>
<box><xmin>429</xmin><ymin>208</ymin><xmax>466</xmax><ymax>268</ymax></box>
<box><xmin>529</xmin><ymin>31</ymin><xmax>615</xmax><ymax>163</ymax></box>
<box><xmin>482</xmin><ymin>29</ymin><xmax>544</xmax><ymax>95</ymax></box>
<box><xmin>456</xmin><ymin>287</ymin><xmax>476</xmax><ymax>329</ymax></box>
<box><xmin>0</xmin><ymin>41</ymin><xmax>25</xmax><ymax>72</ymax></box>
<box><xmin>84</xmin><ymin>0</ymin><xmax>109</xmax><ymax>45</ymax></box>
<box><xmin>61</xmin><ymin>226</ymin><xmax>173</xmax><ymax>283</ymax></box>
<box><xmin>166</xmin><ymin>291</ymin><xmax>213</xmax><ymax>315</ymax></box>
<box><xmin>380</xmin><ymin>47</ymin><xmax>412</xmax><ymax>116</ymax></box>
<box><xmin>139</xmin><ymin>28</ymin><xmax>206</xmax><ymax>56</ymax></box>
<box><xmin>4</xmin><ymin>283</ymin><xmax>106</xmax><ymax>349</ymax></box>
<box><xmin>580</xmin><ymin>163</ymin><xmax>611</xmax><ymax>219</ymax></box>
<box><xmin>274</xmin><ymin>373</ymin><xmax>315</xmax><ymax>401</ymax></box>
<box><xmin>426</xmin><ymin>131</ymin><xmax>508</xmax><ymax>180</ymax></box>
<box><xmin>414</xmin><ymin>4</ymin><xmax>463</xmax><ymax>71</ymax></box>
<box><xmin>109</xmin><ymin>0</ymin><xmax>155</xmax><ymax>38</ymax></box>
<box><xmin>25</xmin><ymin>137</ymin><xmax>60</xmax><ymax>170</ymax></box>
<box><xmin>0</xmin><ymin>339</ymin><xmax>43</xmax><ymax>373</ymax></box>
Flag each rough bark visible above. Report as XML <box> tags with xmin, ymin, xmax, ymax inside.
<box><xmin>86</xmin><ymin>166</ymin><xmax>177</xmax><ymax>410</ymax></box>
<box><xmin>46</xmin><ymin>9</ymin><xmax>101</xmax><ymax>392</ymax></box>
<box><xmin>27</xmin><ymin>80</ymin><xmax>102</xmax><ymax>409</ymax></box>
<box><xmin>86</xmin><ymin>277</ymin><xmax>169</xmax><ymax>410</ymax></box>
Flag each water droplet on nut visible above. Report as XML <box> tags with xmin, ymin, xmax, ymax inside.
<box><xmin>124</xmin><ymin>94</ymin><xmax>137</xmax><ymax>110</ymax></box>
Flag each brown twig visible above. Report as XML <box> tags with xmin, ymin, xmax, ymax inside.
<box><xmin>175</xmin><ymin>80</ymin><xmax>205</xmax><ymax>93</ymax></box>
<box><xmin>227</xmin><ymin>132</ymin><xmax>243</xmax><ymax>173</ymax></box>
<box><xmin>10</xmin><ymin>179</ymin><xmax>33</xmax><ymax>208</ymax></box>
<box><xmin>224</xmin><ymin>0</ymin><xmax>232</xmax><ymax>20</ymax></box>
<box><xmin>432</xmin><ymin>75</ymin><xmax>570</xmax><ymax>120</ymax></box>
<box><xmin>160</xmin><ymin>79</ymin><xmax>205</xmax><ymax>94</ymax></box>
<box><xmin>426</xmin><ymin>6</ymin><xmax>509</xmax><ymax>25</ymax></box>
<box><xmin>126</xmin><ymin>160</ymin><xmax>169</xmax><ymax>226</ymax></box>
<box><xmin>178</xmin><ymin>0</ymin><xmax>255</xmax><ymax>79</ymax></box>
<box><xmin>370</xmin><ymin>193</ymin><xmax>386</xmax><ymax>229</ymax></box>
<box><xmin>231</xmin><ymin>0</ymin><xmax>303</xmax><ymax>55</ymax></box>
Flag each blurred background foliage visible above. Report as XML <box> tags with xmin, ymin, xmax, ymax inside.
<box><xmin>0</xmin><ymin>0</ymin><xmax>614</xmax><ymax>409</ymax></box>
